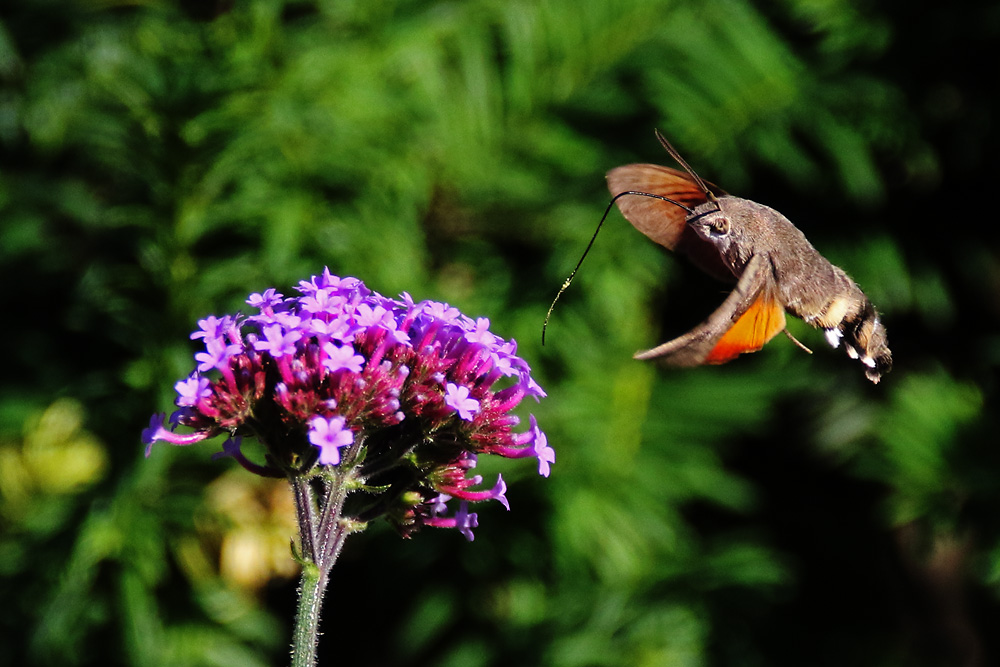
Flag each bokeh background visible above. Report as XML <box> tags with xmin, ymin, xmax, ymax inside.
<box><xmin>2</xmin><ymin>0</ymin><xmax>998</xmax><ymax>665</ymax></box>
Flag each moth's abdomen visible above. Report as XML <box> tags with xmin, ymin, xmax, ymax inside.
<box><xmin>763</xmin><ymin>232</ymin><xmax>892</xmax><ymax>383</ymax></box>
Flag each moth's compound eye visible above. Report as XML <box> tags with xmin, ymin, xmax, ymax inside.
<box><xmin>709</xmin><ymin>217</ymin><xmax>730</xmax><ymax>237</ymax></box>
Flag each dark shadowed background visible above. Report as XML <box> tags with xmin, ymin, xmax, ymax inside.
<box><xmin>2</xmin><ymin>1</ymin><xmax>998</xmax><ymax>665</ymax></box>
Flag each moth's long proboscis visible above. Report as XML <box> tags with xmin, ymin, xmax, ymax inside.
<box><xmin>541</xmin><ymin>190</ymin><xmax>694</xmax><ymax>345</ymax></box>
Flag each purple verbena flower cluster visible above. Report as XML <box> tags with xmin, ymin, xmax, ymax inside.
<box><xmin>142</xmin><ymin>269</ymin><xmax>552</xmax><ymax>540</ymax></box>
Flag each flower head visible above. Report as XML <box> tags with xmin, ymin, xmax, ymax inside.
<box><xmin>142</xmin><ymin>269</ymin><xmax>551</xmax><ymax>540</ymax></box>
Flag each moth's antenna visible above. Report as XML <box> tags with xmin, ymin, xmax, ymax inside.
<box><xmin>654</xmin><ymin>129</ymin><xmax>718</xmax><ymax>204</ymax></box>
<box><xmin>542</xmin><ymin>191</ymin><xmax>694</xmax><ymax>345</ymax></box>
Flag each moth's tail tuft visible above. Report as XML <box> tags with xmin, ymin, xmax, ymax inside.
<box><xmin>841</xmin><ymin>300</ymin><xmax>891</xmax><ymax>383</ymax></box>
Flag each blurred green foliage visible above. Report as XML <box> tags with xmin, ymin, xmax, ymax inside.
<box><xmin>2</xmin><ymin>0</ymin><xmax>999</xmax><ymax>665</ymax></box>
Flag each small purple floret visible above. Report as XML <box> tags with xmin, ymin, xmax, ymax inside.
<box><xmin>444</xmin><ymin>383</ymin><xmax>480</xmax><ymax>421</ymax></box>
<box><xmin>464</xmin><ymin>317</ymin><xmax>497</xmax><ymax>345</ymax></box>
<box><xmin>254</xmin><ymin>324</ymin><xmax>302</xmax><ymax>357</ymax></box>
<box><xmin>308</xmin><ymin>415</ymin><xmax>354</xmax><ymax>465</ymax></box>
<box><xmin>247</xmin><ymin>289</ymin><xmax>283</xmax><ymax>310</ymax></box>
<box><xmin>322</xmin><ymin>342</ymin><xmax>365</xmax><ymax>373</ymax></box>
<box><xmin>530</xmin><ymin>417</ymin><xmax>555</xmax><ymax>478</ymax></box>
<box><xmin>195</xmin><ymin>335</ymin><xmax>241</xmax><ymax>372</ymax></box>
<box><xmin>141</xmin><ymin>413</ymin><xmax>211</xmax><ymax>457</ymax></box>
<box><xmin>191</xmin><ymin>315</ymin><xmax>226</xmax><ymax>341</ymax></box>
<box><xmin>175</xmin><ymin>376</ymin><xmax>212</xmax><ymax>407</ymax></box>
<box><xmin>454</xmin><ymin>503</ymin><xmax>479</xmax><ymax>541</ymax></box>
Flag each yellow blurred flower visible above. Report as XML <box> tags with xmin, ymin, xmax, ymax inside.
<box><xmin>197</xmin><ymin>470</ymin><xmax>300</xmax><ymax>592</ymax></box>
<box><xmin>0</xmin><ymin>398</ymin><xmax>107</xmax><ymax>517</ymax></box>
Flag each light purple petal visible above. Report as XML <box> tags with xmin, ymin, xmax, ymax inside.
<box><xmin>454</xmin><ymin>502</ymin><xmax>478</xmax><ymax>541</ymax></box>
<box><xmin>247</xmin><ymin>289</ymin><xmax>284</xmax><ymax>310</ymax></box>
<box><xmin>253</xmin><ymin>324</ymin><xmax>302</xmax><ymax>357</ymax></box>
<box><xmin>195</xmin><ymin>335</ymin><xmax>242</xmax><ymax>372</ymax></box>
<box><xmin>491</xmin><ymin>474</ymin><xmax>510</xmax><ymax>510</ymax></box>
<box><xmin>464</xmin><ymin>317</ymin><xmax>498</xmax><ymax>346</ymax></box>
<box><xmin>422</xmin><ymin>301</ymin><xmax>463</xmax><ymax>324</ymax></box>
<box><xmin>529</xmin><ymin>416</ymin><xmax>554</xmax><ymax>477</ymax></box>
<box><xmin>175</xmin><ymin>376</ymin><xmax>212</xmax><ymax>407</ymax></box>
<box><xmin>444</xmin><ymin>383</ymin><xmax>480</xmax><ymax>421</ymax></box>
<box><xmin>308</xmin><ymin>415</ymin><xmax>355</xmax><ymax>465</ymax></box>
<box><xmin>323</xmin><ymin>342</ymin><xmax>365</xmax><ymax>373</ymax></box>
<box><xmin>191</xmin><ymin>315</ymin><xmax>225</xmax><ymax>340</ymax></box>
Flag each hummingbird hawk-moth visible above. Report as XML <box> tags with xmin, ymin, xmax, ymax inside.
<box><xmin>544</xmin><ymin>131</ymin><xmax>892</xmax><ymax>383</ymax></box>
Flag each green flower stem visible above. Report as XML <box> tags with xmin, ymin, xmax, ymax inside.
<box><xmin>291</xmin><ymin>478</ymin><xmax>317</xmax><ymax>563</ymax></box>
<box><xmin>291</xmin><ymin>559</ymin><xmax>323</xmax><ymax>667</ymax></box>
<box><xmin>289</xmin><ymin>447</ymin><xmax>361</xmax><ymax>667</ymax></box>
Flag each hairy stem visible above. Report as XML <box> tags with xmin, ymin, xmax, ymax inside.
<box><xmin>291</xmin><ymin>560</ymin><xmax>323</xmax><ymax>667</ymax></box>
<box><xmin>289</xmin><ymin>461</ymin><xmax>358</xmax><ymax>667</ymax></box>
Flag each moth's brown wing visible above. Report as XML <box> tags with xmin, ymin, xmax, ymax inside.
<box><xmin>606</xmin><ymin>164</ymin><xmax>725</xmax><ymax>250</ymax></box>
<box><xmin>635</xmin><ymin>254</ymin><xmax>786</xmax><ymax>366</ymax></box>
